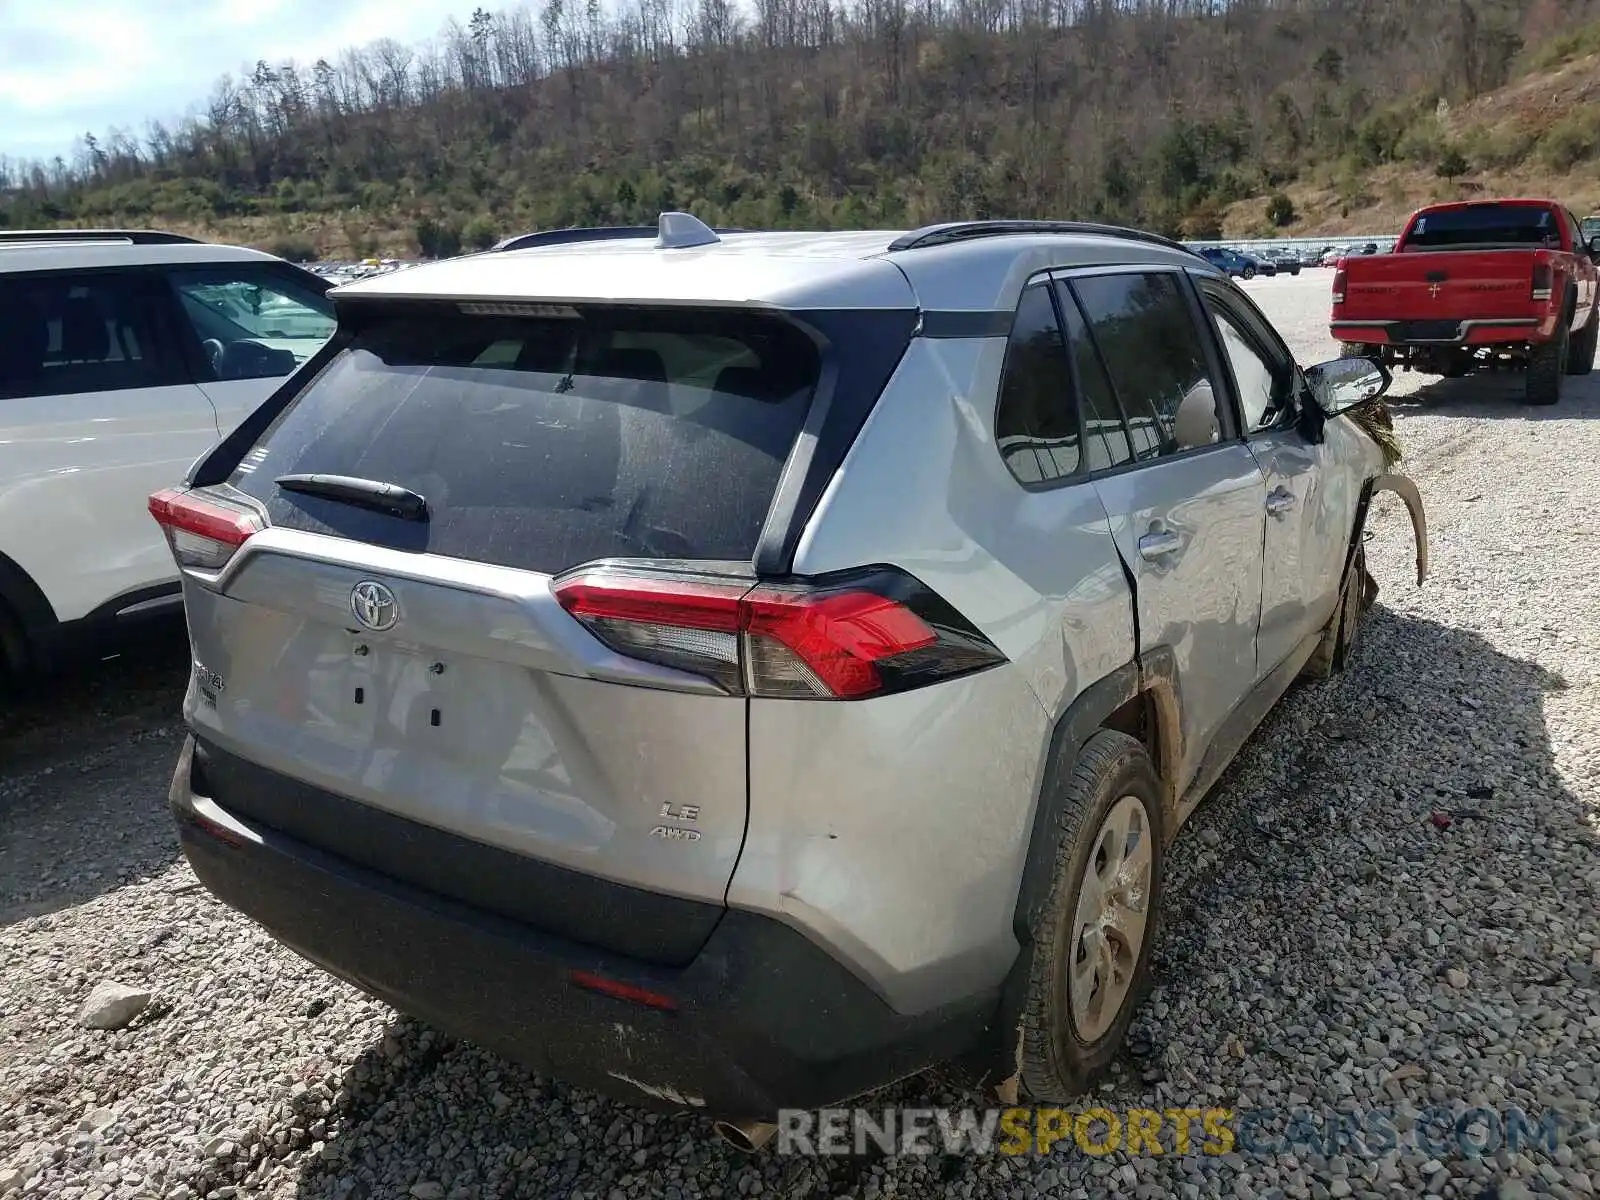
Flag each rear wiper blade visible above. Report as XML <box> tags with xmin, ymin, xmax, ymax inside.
<box><xmin>275</xmin><ymin>473</ymin><xmax>429</xmax><ymax>521</ymax></box>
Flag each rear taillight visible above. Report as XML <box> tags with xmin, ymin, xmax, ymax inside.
<box><xmin>1331</xmin><ymin>268</ymin><xmax>1347</xmax><ymax>305</ymax></box>
<box><xmin>553</xmin><ymin>566</ymin><xmax>1006</xmax><ymax>700</ymax></box>
<box><xmin>1532</xmin><ymin>262</ymin><xmax>1553</xmax><ymax>303</ymax></box>
<box><xmin>148</xmin><ymin>487</ymin><xmax>264</xmax><ymax>570</ymax></box>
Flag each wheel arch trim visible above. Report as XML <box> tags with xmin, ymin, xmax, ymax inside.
<box><xmin>974</xmin><ymin>652</ymin><xmax>1181</xmax><ymax>1099</ymax></box>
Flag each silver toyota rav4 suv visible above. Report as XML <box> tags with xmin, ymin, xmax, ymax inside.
<box><xmin>155</xmin><ymin>214</ymin><xmax>1426</xmax><ymax>1134</ymax></box>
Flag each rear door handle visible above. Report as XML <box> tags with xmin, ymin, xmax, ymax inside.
<box><xmin>1137</xmin><ymin>528</ymin><xmax>1182</xmax><ymax>561</ymax></box>
<box><xmin>1266</xmin><ymin>487</ymin><xmax>1296</xmax><ymax>517</ymax></box>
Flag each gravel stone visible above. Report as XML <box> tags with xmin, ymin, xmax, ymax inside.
<box><xmin>74</xmin><ymin>981</ymin><xmax>152</xmax><ymax>1030</ymax></box>
<box><xmin>2</xmin><ymin>276</ymin><xmax>1598</xmax><ymax>1199</ymax></box>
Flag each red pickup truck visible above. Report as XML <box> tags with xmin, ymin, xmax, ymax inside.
<box><xmin>1330</xmin><ymin>198</ymin><xmax>1600</xmax><ymax>405</ymax></box>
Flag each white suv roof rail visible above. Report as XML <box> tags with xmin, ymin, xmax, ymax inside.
<box><xmin>0</xmin><ymin>229</ymin><xmax>201</xmax><ymax>246</ymax></box>
<box><xmin>491</xmin><ymin>214</ymin><xmax>747</xmax><ymax>254</ymax></box>
<box><xmin>888</xmin><ymin>219</ymin><xmax>1197</xmax><ymax>257</ymax></box>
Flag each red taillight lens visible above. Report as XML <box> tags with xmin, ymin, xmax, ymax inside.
<box><xmin>742</xmin><ymin>587</ymin><xmax>937</xmax><ymax>698</ymax></box>
<box><xmin>1531</xmin><ymin>262</ymin><xmax>1553</xmax><ymax>303</ymax></box>
<box><xmin>148</xmin><ymin>487</ymin><xmax>264</xmax><ymax>571</ymax></box>
<box><xmin>553</xmin><ymin>566</ymin><xmax>1005</xmax><ymax>700</ymax></box>
<box><xmin>551</xmin><ymin>574</ymin><xmax>747</xmax><ymax>692</ymax></box>
<box><xmin>1331</xmin><ymin>269</ymin><xmax>1347</xmax><ymax>305</ymax></box>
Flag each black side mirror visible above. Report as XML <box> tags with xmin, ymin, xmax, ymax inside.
<box><xmin>1587</xmin><ymin>235</ymin><xmax>1600</xmax><ymax>260</ymax></box>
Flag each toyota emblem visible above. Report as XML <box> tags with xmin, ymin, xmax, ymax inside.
<box><xmin>350</xmin><ymin>580</ymin><xmax>398</xmax><ymax>631</ymax></box>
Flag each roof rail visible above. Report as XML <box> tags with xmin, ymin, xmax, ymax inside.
<box><xmin>0</xmin><ymin>228</ymin><xmax>201</xmax><ymax>246</ymax></box>
<box><xmin>887</xmin><ymin>220</ymin><xmax>1198</xmax><ymax>256</ymax></box>
<box><xmin>491</xmin><ymin>226</ymin><xmax>657</xmax><ymax>252</ymax></box>
<box><xmin>491</xmin><ymin>219</ymin><xmax>746</xmax><ymax>253</ymax></box>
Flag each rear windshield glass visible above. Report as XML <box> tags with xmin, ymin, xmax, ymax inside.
<box><xmin>230</xmin><ymin>306</ymin><xmax>820</xmax><ymax>573</ymax></box>
<box><xmin>1403</xmin><ymin>205</ymin><xmax>1564</xmax><ymax>250</ymax></box>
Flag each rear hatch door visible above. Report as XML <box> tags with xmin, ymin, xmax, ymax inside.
<box><xmin>181</xmin><ymin>300</ymin><xmax>827</xmax><ymax>963</ymax></box>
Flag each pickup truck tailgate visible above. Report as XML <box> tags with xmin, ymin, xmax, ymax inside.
<box><xmin>1339</xmin><ymin>250</ymin><xmax>1535</xmax><ymax>325</ymax></box>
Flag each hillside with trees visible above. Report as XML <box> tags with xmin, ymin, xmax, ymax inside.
<box><xmin>5</xmin><ymin>0</ymin><xmax>1600</xmax><ymax>257</ymax></box>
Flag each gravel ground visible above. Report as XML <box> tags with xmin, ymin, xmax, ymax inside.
<box><xmin>3</xmin><ymin>271</ymin><xmax>1598</xmax><ymax>1200</ymax></box>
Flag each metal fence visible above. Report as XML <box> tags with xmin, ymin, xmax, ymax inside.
<box><xmin>1183</xmin><ymin>234</ymin><xmax>1398</xmax><ymax>256</ymax></box>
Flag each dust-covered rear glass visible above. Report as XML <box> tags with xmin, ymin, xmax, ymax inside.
<box><xmin>228</xmin><ymin>305</ymin><xmax>820</xmax><ymax>573</ymax></box>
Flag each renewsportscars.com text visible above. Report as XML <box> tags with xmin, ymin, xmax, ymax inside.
<box><xmin>773</xmin><ymin>1105</ymin><xmax>1569</xmax><ymax>1159</ymax></box>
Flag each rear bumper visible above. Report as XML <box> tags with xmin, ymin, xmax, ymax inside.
<box><xmin>168</xmin><ymin>736</ymin><xmax>997</xmax><ymax>1118</ymax></box>
<box><xmin>1331</xmin><ymin>316</ymin><xmax>1546</xmax><ymax>347</ymax></box>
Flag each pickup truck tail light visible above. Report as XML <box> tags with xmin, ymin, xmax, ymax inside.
<box><xmin>1331</xmin><ymin>268</ymin><xmax>1347</xmax><ymax>305</ymax></box>
<box><xmin>1531</xmin><ymin>262</ymin><xmax>1553</xmax><ymax>303</ymax></box>
<box><xmin>553</xmin><ymin>565</ymin><xmax>1006</xmax><ymax>700</ymax></box>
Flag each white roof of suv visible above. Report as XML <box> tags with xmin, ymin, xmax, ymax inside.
<box><xmin>333</xmin><ymin>214</ymin><xmax>1209</xmax><ymax>312</ymax></box>
<box><xmin>0</xmin><ymin>230</ymin><xmax>283</xmax><ymax>274</ymax></box>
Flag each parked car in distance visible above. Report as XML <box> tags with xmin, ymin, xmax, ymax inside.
<box><xmin>1579</xmin><ymin>214</ymin><xmax>1600</xmax><ymax>245</ymax></box>
<box><xmin>1263</xmin><ymin>248</ymin><xmax>1302</xmax><ymax>276</ymax></box>
<box><xmin>156</xmin><ymin>212</ymin><xmax>1427</xmax><ymax>1140</ymax></box>
<box><xmin>0</xmin><ymin>229</ymin><xmax>336</xmax><ymax>677</ymax></box>
<box><xmin>1331</xmin><ymin>198</ymin><xmax>1600</xmax><ymax>405</ymax></box>
<box><xmin>1197</xmin><ymin>245</ymin><xmax>1273</xmax><ymax>278</ymax></box>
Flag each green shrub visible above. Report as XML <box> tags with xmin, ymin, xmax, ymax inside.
<box><xmin>1265</xmin><ymin>192</ymin><xmax>1296</xmax><ymax>227</ymax></box>
<box><xmin>1538</xmin><ymin>112</ymin><xmax>1600</xmax><ymax>172</ymax></box>
<box><xmin>463</xmin><ymin>214</ymin><xmax>499</xmax><ymax>250</ymax></box>
<box><xmin>1435</xmin><ymin>146</ymin><xmax>1470</xmax><ymax>178</ymax></box>
<box><xmin>415</xmin><ymin>215</ymin><xmax>463</xmax><ymax>259</ymax></box>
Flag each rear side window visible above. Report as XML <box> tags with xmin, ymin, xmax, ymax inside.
<box><xmin>995</xmin><ymin>284</ymin><xmax>1079</xmax><ymax>484</ymax></box>
<box><xmin>229</xmin><ymin>306</ymin><xmax>820</xmax><ymax>573</ymax></box>
<box><xmin>1056</xmin><ymin>290</ymin><xmax>1133</xmax><ymax>472</ymax></box>
<box><xmin>1071</xmin><ymin>272</ymin><xmax>1222</xmax><ymax>461</ymax></box>
<box><xmin>1403</xmin><ymin>204</ymin><xmax>1563</xmax><ymax>250</ymax></box>
<box><xmin>0</xmin><ymin>272</ymin><xmax>183</xmax><ymax>399</ymax></box>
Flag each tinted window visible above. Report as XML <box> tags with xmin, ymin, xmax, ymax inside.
<box><xmin>230</xmin><ymin>306</ymin><xmax>820</xmax><ymax>573</ymax></box>
<box><xmin>1056</xmin><ymin>286</ymin><xmax>1133</xmax><ymax>471</ymax></box>
<box><xmin>1403</xmin><ymin>204</ymin><xmax>1563</xmax><ymax>250</ymax></box>
<box><xmin>995</xmin><ymin>285</ymin><xmax>1079</xmax><ymax>484</ymax></box>
<box><xmin>0</xmin><ymin>272</ymin><xmax>181</xmax><ymax>399</ymax></box>
<box><xmin>167</xmin><ymin>268</ymin><xmax>335</xmax><ymax>381</ymax></box>
<box><xmin>1072</xmin><ymin>272</ymin><xmax>1222</xmax><ymax>460</ymax></box>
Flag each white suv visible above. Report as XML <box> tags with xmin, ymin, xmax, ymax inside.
<box><xmin>0</xmin><ymin>229</ymin><xmax>336</xmax><ymax>675</ymax></box>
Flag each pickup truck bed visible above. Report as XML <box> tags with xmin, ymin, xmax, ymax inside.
<box><xmin>1331</xmin><ymin>199</ymin><xmax>1600</xmax><ymax>405</ymax></box>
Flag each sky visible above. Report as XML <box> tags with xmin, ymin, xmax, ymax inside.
<box><xmin>0</xmin><ymin>0</ymin><xmax>470</xmax><ymax>163</ymax></box>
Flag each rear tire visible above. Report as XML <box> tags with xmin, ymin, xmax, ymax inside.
<box><xmin>1525</xmin><ymin>320</ymin><xmax>1568</xmax><ymax>406</ymax></box>
<box><xmin>1339</xmin><ymin>342</ymin><xmax>1373</xmax><ymax>360</ymax></box>
<box><xmin>1241</xmin><ymin>266</ymin><xmax>1256</xmax><ymax>280</ymax></box>
<box><xmin>1019</xmin><ymin>730</ymin><xmax>1165</xmax><ymax>1102</ymax></box>
<box><xmin>1566</xmin><ymin>304</ymin><xmax>1597</xmax><ymax>376</ymax></box>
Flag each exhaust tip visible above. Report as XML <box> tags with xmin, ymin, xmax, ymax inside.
<box><xmin>713</xmin><ymin>1119</ymin><xmax>777</xmax><ymax>1153</ymax></box>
